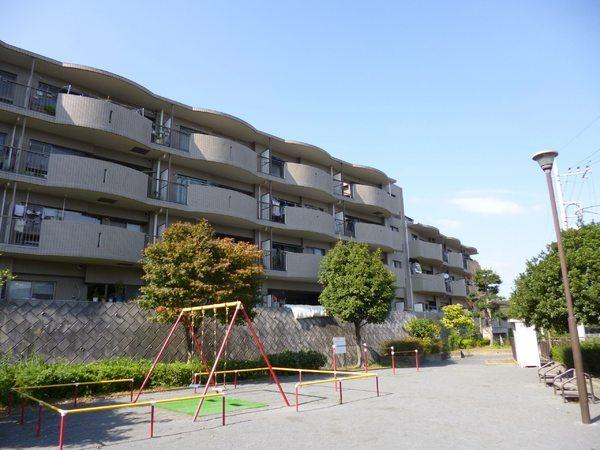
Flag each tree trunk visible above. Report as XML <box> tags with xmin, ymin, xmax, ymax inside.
<box><xmin>354</xmin><ymin>321</ymin><xmax>363</xmax><ymax>368</ymax></box>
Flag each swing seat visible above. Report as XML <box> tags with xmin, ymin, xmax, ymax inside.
<box><xmin>189</xmin><ymin>383</ymin><xmax>201</xmax><ymax>389</ymax></box>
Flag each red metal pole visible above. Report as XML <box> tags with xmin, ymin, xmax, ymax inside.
<box><xmin>376</xmin><ymin>376</ymin><xmax>380</xmax><ymax>397</ymax></box>
<box><xmin>58</xmin><ymin>413</ymin><xmax>66</xmax><ymax>450</ymax></box>
<box><xmin>193</xmin><ymin>305</ymin><xmax>241</xmax><ymax>422</ymax></box>
<box><xmin>363</xmin><ymin>343</ymin><xmax>368</xmax><ymax>373</ymax></box>
<box><xmin>135</xmin><ymin>311</ymin><xmax>184</xmax><ymax>402</ymax></box>
<box><xmin>391</xmin><ymin>346</ymin><xmax>396</xmax><ymax>375</ymax></box>
<box><xmin>19</xmin><ymin>398</ymin><xmax>25</xmax><ymax>425</ymax></box>
<box><xmin>222</xmin><ymin>395</ymin><xmax>226</xmax><ymax>426</ymax></box>
<box><xmin>150</xmin><ymin>404</ymin><xmax>155</xmax><ymax>438</ymax></box>
<box><xmin>240</xmin><ymin>306</ymin><xmax>291</xmax><ymax>407</ymax></box>
<box><xmin>339</xmin><ymin>381</ymin><xmax>343</xmax><ymax>404</ymax></box>
<box><xmin>73</xmin><ymin>384</ymin><xmax>78</xmax><ymax>407</ymax></box>
<box><xmin>189</xmin><ymin>319</ymin><xmax>210</xmax><ymax>369</ymax></box>
<box><xmin>415</xmin><ymin>349</ymin><xmax>420</xmax><ymax>372</ymax></box>
<box><xmin>35</xmin><ymin>404</ymin><xmax>42</xmax><ymax>437</ymax></box>
<box><xmin>295</xmin><ymin>386</ymin><xmax>299</xmax><ymax>412</ymax></box>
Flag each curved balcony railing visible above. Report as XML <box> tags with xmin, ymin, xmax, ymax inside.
<box><xmin>0</xmin><ymin>77</ymin><xmax>58</xmax><ymax>115</ymax></box>
<box><xmin>411</xmin><ymin>273</ymin><xmax>447</xmax><ymax>295</ymax></box>
<box><xmin>284</xmin><ymin>162</ymin><xmax>333</xmax><ymax>194</ymax></box>
<box><xmin>263</xmin><ymin>250</ymin><xmax>322</xmax><ymax>280</ymax></box>
<box><xmin>191</xmin><ymin>133</ymin><xmax>257</xmax><ymax>171</ymax></box>
<box><xmin>151</xmin><ymin>124</ymin><xmax>190</xmax><ymax>152</ymax></box>
<box><xmin>446</xmin><ymin>251</ymin><xmax>467</xmax><ymax>270</ymax></box>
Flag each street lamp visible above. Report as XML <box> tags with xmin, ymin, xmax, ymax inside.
<box><xmin>532</xmin><ymin>150</ymin><xmax>591</xmax><ymax>424</ymax></box>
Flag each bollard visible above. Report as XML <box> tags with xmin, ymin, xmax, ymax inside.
<box><xmin>73</xmin><ymin>383</ymin><xmax>79</xmax><ymax>407</ymax></box>
<box><xmin>415</xmin><ymin>349</ymin><xmax>420</xmax><ymax>372</ymax></box>
<box><xmin>295</xmin><ymin>386</ymin><xmax>299</xmax><ymax>412</ymax></box>
<box><xmin>35</xmin><ymin>404</ymin><xmax>43</xmax><ymax>437</ymax></box>
<box><xmin>363</xmin><ymin>343</ymin><xmax>368</xmax><ymax>373</ymax></box>
<box><xmin>234</xmin><ymin>371</ymin><xmax>238</xmax><ymax>389</ymax></box>
<box><xmin>222</xmin><ymin>395</ymin><xmax>226</xmax><ymax>426</ymax></box>
<box><xmin>58</xmin><ymin>412</ymin><xmax>66</xmax><ymax>450</ymax></box>
<box><xmin>130</xmin><ymin>380</ymin><xmax>134</xmax><ymax>402</ymax></box>
<box><xmin>149</xmin><ymin>403</ymin><xmax>155</xmax><ymax>438</ymax></box>
<box><xmin>19</xmin><ymin>397</ymin><xmax>25</xmax><ymax>425</ymax></box>
<box><xmin>338</xmin><ymin>381</ymin><xmax>343</xmax><ymax>404</ymax></box>
<box><xmin>391</xmin><ymin>346</ymin><xmax>396</xmax><ymax>375</ymax></box>
<box><xmin>375</xmin><ymin>376</ymin><xmax>380</xmax><ymax>397</ymax></box>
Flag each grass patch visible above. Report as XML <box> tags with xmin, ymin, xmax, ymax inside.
<box><xmin>157</xmin><ymin>396</ymin><xmax>267</xmax><ymax>416</ymax></box>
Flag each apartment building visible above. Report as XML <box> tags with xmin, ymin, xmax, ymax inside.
<box><xmin>0</xmin><ymin>41</ymin><xmax>476</xmax><ymax>312</ymax></box>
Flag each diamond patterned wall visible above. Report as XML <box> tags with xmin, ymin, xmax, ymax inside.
<box><xmin>0</xmin><ymin>300</ymin><xmax>414</xmax><ymax>365</ymax></box>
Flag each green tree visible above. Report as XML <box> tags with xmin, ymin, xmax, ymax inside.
<box><xmin>440</xmin><ymin>304</ymin><xmax>475</xmax><ymax>334</ymax></box>
<box><xmin>137</xmin><ymin>220</ymin><xmax>263</xmax><ymax>360</ymax></box>
<box><xmin>404</xmin><ymin>318</ymin><xmax>441</xmax><ymax>340</ymax></box>
<box><xmin>509</xmin><ymin>223</ymin><xmax>600</xmax><ymax>333</ymax></box>
<box><xmin>468</xmin><ymin>268</ymin><xmax>507</xmax><ymax>344</ymax></box>
<box><xmin>318</xmin><ymin>241</ymin><xmax>396</xmax><ymax>365</ymax></box>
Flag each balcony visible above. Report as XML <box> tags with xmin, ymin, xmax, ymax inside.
<box><xmin>191</xmin><ymin>134</ymin><xmax>257</xmax><ymax>173</ymax></box>
<box><xmin>0</xmin><ymin>217</ymin><xmax>146</xmax><ymax>264</ymax></box>
<box><xmin>449</xmin><ymin>279</ymin><xmax>468</xmax><ymax>297</ymax></box>
<box><xmin>354</xmin><ymin>221</ymin><xmax>399</xmax><ymax>250</ymax></box>
<box><xmin>283</xmin><ymin>162</ymin><xmax>333</xmax><ymax>194</ymax></box>
<box><xmin>0</xmin><ymin>77</ymin><xmax>57</xmax><ymax>115</ymax></box>
<box><xmin>55</xmin><ymin>94</ymin><xmax>152</xmax><ymax>145</ymax></box>
<box><xmin>411</xmin><ymin>273</ymin><xmax>447</xmax><ymax>295</ymax></box>
<box><xmin>263</xmin><ymin>204</ymin><xmax>335</xmax><ymax>237</ymax></box>
<box><xmin>264</xmin><ymin>251</ymin><xmax>322</xmax><ymax>281</ymax></box>
<box><xmin>352</xmin><ymin>184</ymin><xmax>397</xmax><ymax>213</ymax></box>
<box><xmin>409</xmin><ymin>239</ymin><xmax>443</xmax><ymax>263</ymax></box>
<box><xmin>446</xmin><ymin>251</ymin><xmax>467</xmax><ymax>270</ymax></box>
<box><xmin>147</xmin><ymin>177</ymin><xmax>188</xmax><ymax>204</ymax></box>
<box><xmin>151</xmin><ymin>124</ymin><xmax>190</xmax><ymax>152</ymax></box>
<box><xmin>187</xmin><ymin>184</ymin><xmax>257</xmax><ymax>223</ymax></box>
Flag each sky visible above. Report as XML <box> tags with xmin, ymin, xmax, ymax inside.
<box><xmin>2</xmin><ymin>0</ymin><xmax>599</xmax><ymax>296</ymax></box>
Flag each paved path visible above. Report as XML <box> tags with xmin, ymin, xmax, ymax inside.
<box><xmin>1</xmin><ymin>355</ymin><xmax>599</xmax><ymax>449</ymax></box>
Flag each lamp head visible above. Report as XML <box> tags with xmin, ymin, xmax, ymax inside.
<box><xmin>532</xmin><ymin>150</ymin><xmax>558</xmax><ymax>171</ymax></box>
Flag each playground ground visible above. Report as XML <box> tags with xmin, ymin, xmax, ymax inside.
<box><xmin>1</xmin><ymin>354</ymin><xmax>599</xmax><ymax>449</ymax></box>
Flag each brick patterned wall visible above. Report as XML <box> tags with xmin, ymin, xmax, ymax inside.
<box><xmin>0</xmin><ymin>300</ymin><xmax>414</xmax><ymax>365</ymax></box>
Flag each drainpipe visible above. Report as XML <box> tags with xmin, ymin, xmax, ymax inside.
<box><xmin>13</xmin><ymin>118</ymin><xmax>27</xmax><ymax>175</ymax></box>
<box><xmin>152</xmin><ymin>212</ymin><xmax>158</xmax><ymax>242</ymax></box>
<box><xmin>404</xmin><ymin>218</ymin><xmax>415</xmax><ymax>311</ymax></box>
<box><xmin>3</xmin><ymin>183</ymin><xmax>16</xmax><ymax>243</ymax></box>
<box><xmin>0</xmin><ymin>183</ymin><xmax>7</xmax><ymax>238</ymax></box>
<box><xmin>155</xmin><ymin>159</ymin><xmax>161</xmax><ymax>199</ymax></box>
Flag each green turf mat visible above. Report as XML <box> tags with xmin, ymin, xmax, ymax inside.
<box><xmin>157</xmin><ymin>396</ymin><xmax>267</xmax><ymax>416</ymax></box>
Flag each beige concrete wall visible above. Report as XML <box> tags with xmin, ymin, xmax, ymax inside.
<box><xmin>411</xmin><ymin>273</ymin><xmax>446</xmax><ymax>294</ymax></box>
<box><xmin>284</xmin><ymin>162</ymin><xmax>333</xmax><ymax>194</ymax></box>
<box><xmin>409</xmin><ymin>239</ymin><xmax>443</xmax><ymax>262</ymax></box>
<box><xmin>191</xmin><ymin>133</ymin><xmax>257</xmax><ymax>172</ymax></box>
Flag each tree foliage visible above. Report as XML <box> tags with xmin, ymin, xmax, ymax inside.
<box><xmin>318</xmin><ymin>241</ymin><xmax>396</xmax><ymax>363</ymax></box>
<box><xmin>404</xmin><ymin>318</ymin><xmax>441</xmax><ymax>340</ymax></box>
<box><xmin>137</xmin><ymin>220</ymin><xmax>264</xmax><ymax>359</ymax></box>
<box><xmin>469</xmin><ymin>268</ymin><xmax>507</xmax><ymax>320</ymax></box>
<box><xmin>440</xmin><ymin>304</ymin><xmax>475</xmax><ymax>333</ymax></box>
<box><xmin>509</xmin><ymin>223</ymin><xmax>600</xmax><ymax>333</ymax></box>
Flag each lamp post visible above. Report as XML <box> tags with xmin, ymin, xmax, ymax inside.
<box><xmin>532</xmin><ymin>150</ymin><xmax>591</xmax><ymax>424</ymax></box>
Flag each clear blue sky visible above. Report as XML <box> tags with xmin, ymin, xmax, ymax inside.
<box><xmin>3</xmin><ymin>0</ymin><xmax>600</xmax><ymax>295</ymax></box>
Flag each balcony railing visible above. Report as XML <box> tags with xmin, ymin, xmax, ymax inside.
<box><xmin>151</xmin><ymin>124</ymin><xmax>190</xmax><ymax>152</ymax></box>
<box><xmin>0</xmin><ymin>216</ymin><xmax>42</xmax><ymax>246</ymax></box>
<box><xmin>0</xmin><ymin>146</ymin><xmax>49</xmax><ymax>178</ymax></box>
<box><xmin>257</xmin><ymin>155</ymin><xmax>284</xmax><ymax>178</ymax></box>
<box><xmin>259</xmin><ymin>201</ymin><xmax>285</xmax><ymax>223</ymax></box>
<box><xmin>147</xmin><ymin>177</ymin><xmax>188</xmax><ymax>204</ymax></box>
<box><xmin>0</xmin><ymin>77</ymin><xmax>57</xmax><ymax>115</ymax></box>
<box><xmin>334</xmin><ymin>218</ymin><xmax>355</xmax><ymax>237</ymax></box>
<box><xmin>263</xmin><ymin>250</ymin><xmax>286</xmax><ymax>271</ymax></box>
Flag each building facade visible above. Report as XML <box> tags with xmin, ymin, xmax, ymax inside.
<box><xmin>0</xmin><ymin>41</ymin><xmax>476</xmax><ymax>312</ymax></box>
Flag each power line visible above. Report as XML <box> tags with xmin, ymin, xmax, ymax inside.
<box><xmin>561</xmin><ymin>112</ymin><xmax>600</xmax><ymax>158</ymax></box>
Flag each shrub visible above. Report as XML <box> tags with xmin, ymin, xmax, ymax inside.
<box><xmin>551</xmin><ymin>339</ymin><xmax>600</xmax><ymax>376</ymax></box>
<box><xmin>404</xmin><ymin>318</ymin><xmax>441</xmax><ymax>340</ymax></box>
<box><xmin>0</xmin><ymin>349</ymin><xmax>327</xmax><ymax>406</ymax></box>
<box><xmin>380</xmin><ymin>337</ymin><xmax>443</xmax><ymax>357</ymax></box>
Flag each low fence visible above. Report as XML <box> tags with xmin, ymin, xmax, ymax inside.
<box><xmin>0</xmin><ymin>299</ymin><xmax>415</xmax><ymax>365</ymax></box>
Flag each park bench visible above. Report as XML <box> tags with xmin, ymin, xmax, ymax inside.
<box><xmin>538</xmin><ymin>361</ymin><xmax>567</xmax><ymax>386</ymax></box>
<box><xmin>552</xmin><ymin>369</ymin><xmax>598</xmax><ymax>404</ymax></box>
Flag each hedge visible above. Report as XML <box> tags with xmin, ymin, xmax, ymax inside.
<box><xmin>551</xmin><ymin>338</ymin><xmax>600</xmax><ymax>376</ymax></box>
<box><xmin>0</xmin><ymin>350</ymin><xmax>326</xmax><ymax>406</ymax></box>
<box><xmin>379</xmin><ymin>337</ymin><xmax>443</xmax><ymax>357</ymax></box>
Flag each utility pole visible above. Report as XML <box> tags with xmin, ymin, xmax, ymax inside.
<box><xmin>552</xmin><ymin>163</ymin><xmax>591</xmax><ymax>230</ymax></box>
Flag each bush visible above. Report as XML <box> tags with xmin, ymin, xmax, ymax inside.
<box><xmin>404</xmin><ymin>318</ymin><xmax>441</xmax><ymax>340</ymax></box>
<box><xmin>446</xmin><ymin>332</ymin><xmax>490</xmax><ymax>350</ymax></box>
<box><xmin>0</xmin><ymin>349</ymin><xmax>327</xmax><ymax>406</ymax></box>
<box><xmin>551</xmin><ymin>338</ymin><xmax>600</xmax><ymax>376</ymax></box>
<box><xmin>380</xmin><ymin>337</ymin><xmax>443</xmax><ymax>357</ymax></box>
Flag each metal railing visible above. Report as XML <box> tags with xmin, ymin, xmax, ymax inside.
<box><xmin>0</xmin><ymin>216</ymin><xmax>42</xmax><ymax>246</ymax></box>
<box><xmin>257</xmin><ymin>155</ymin><xmax>284</xmax><ymax>178</ymax></box>
<box><xmin>259</xmin><ymin>201</ymin><xmax>285</xmax><ymax>223</ymax></box>
<box><xmin>144</xmin><ymin>234</ymin><xmax>162</xmax><ymax>247</ymax></box>
<box><xmin>0</xmin><ymin>146</ymin><xmax>49</xmax><ymax>178</ymax></box>
<box><xmin>263</xmin><ymin>250</ymin><xmax>286</xmax><ymax>271</ymax></box>
<box><xmin>147</xmin><ymin>177</ymin><xmax>188</xmax><ymax>204</ymax></box>
<box><xmin>151</xmin><ymin>124</ymin><xmax>190</xmax><ymax>152</ymax></box>
<box><xmin>0</xmin><ymin>77</ymin><xmax>57</xmax><ymax>115</ymax></box>
<box><xmin>334</xmin><ymin>218</ymin><xmax>355</xmax><ymax>237</ymax></box>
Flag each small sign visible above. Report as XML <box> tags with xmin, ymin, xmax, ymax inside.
<box><xmin>333</xmin><ymin>337</ymin><xmax>346</xmax><ymax>354</ymax></box>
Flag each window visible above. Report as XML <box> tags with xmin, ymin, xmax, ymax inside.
<box><xmin>86</xmin><ymin>283</ymin><xmax>140</xmax><ymax>302</ymax></box>
<box><xmin>0</xmin><ymin>70</ymin><xmax>17</xmax><ymax>105</ymax></box>
<box><xmin>393</xmin><ymin>260</ymin><xmax>402</xmax><ymax>268</ymax></box>
<box><xmin>270</xmin><ymin>156</ymin><xmax>285</xmax><ymax>178</ymax></box>
<box><xmin>273</xmin><ymin>242</ymin><xmax>302</xmax><ymax>253</ymax></box>
<box><xmin>390</xmin><ymin>225</ymin><xmax>400</xmax><ymax>232</ymax></box>
<box><xmin>8</xmin><ymin>280</ymin><xmax>55</xmax><ymax>300</ymax></box>
<box><xmin>305</xmin><ymin>247</ymin><xmax>326</xmax><ymax>256</ymax></box>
